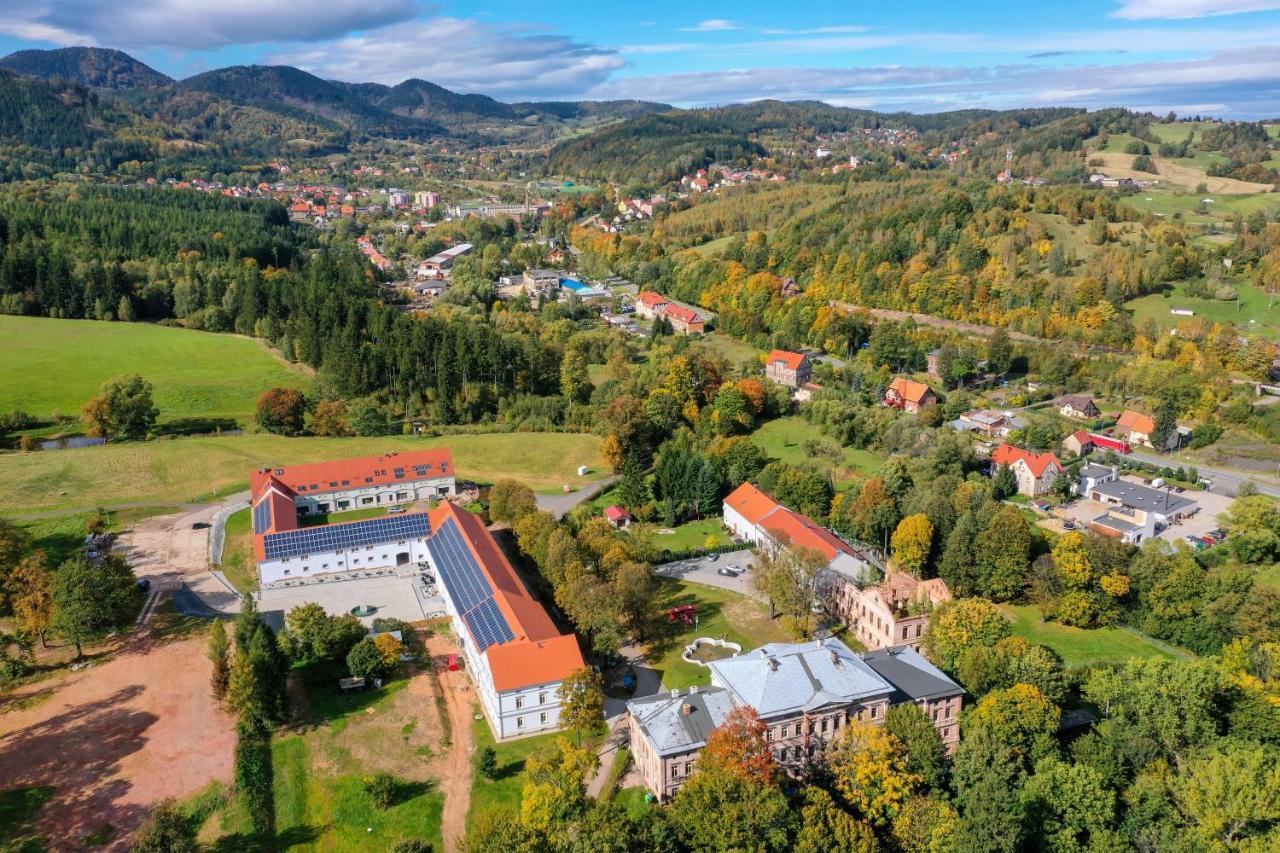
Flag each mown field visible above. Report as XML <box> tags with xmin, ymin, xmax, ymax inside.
<box><xmin>0</xmin><ymin>316</ymin><xmax>311</xmax><ymax>424</ymax></box>
<box><xmin>1126</xmin><ymin>281</ymin><xmax>1280</xmax><ymax>338</ymax></box>
<box><xmin>1002</xmin><ymin>605</ymin><xmax>1183</xmax><ymax>668</ymax></box>
<box><xmin>751</xmin><ymin>416</ymin><xmax>883</xmax><ymax>479</ymax></box>
<box><xmin>0</xmin><ymin>432</ymin><xmax>609</xmax><ymax>515</ymax></box>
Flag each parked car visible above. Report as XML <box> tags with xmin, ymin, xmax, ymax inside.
<box><xmin>716</xmin><ymin>567</ymin><xmax>740</xmax><ymax>578</ymax></box>
<box><xmin>706</xmin><ymin>552</ymin><xmax>719</xmax><ymax>562</ymax></box>
<box><xmin>387</xmin><ymin>506</ymin><xmax>406</xmax><ymax>514</ymax></box>
<box><xmin>1062</xmin><ymin>519</ymin><xmax>1077</xmax><ymax>530</ymax></box>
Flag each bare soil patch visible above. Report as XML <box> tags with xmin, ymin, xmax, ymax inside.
<box><xmin>425</xmin><ymin>633</ymin><xmax>476</xmax><ymax>853</ymax></box>
<box><xmin>1095</xmin><ymin>152</ymin><xmax>1273</xmax><ymax>194</ymax></box>
<box><xmin>0</xmin><ymin>630</ymin><xmax>235</xmax><ymax>851</ymax></box>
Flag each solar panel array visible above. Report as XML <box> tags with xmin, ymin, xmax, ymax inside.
<box><xmin>262</xmin><ymin>513</ymin><xmax>431</xmax><ymax>560</ymax></box>
<box><xmin>427</xmin><ymin>518</ymin><xmax>515</xmax><ymax>650</ymax></box>
<box><xmin>252</xmin><ymin>499</ymin><xmax>272</xmax><ymax>535</ymax></box>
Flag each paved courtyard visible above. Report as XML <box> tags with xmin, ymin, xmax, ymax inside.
<box><xmin>655</xmin><ymin>548</ymin><xmax>759</xmax><ymax>598</ymax></box>
<box><xmin>1046</xmin><ymin>478</ymin><xmax>1233</xmax><ymax>546</ymax></box>
<box><xmin>256</xmin><ymin>573</ymin><xmax>444</xmax><ymax>629</ymax></box>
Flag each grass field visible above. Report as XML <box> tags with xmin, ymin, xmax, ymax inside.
<box><xmin>695</xmin><ymin>333</ymin><xmax>763</xmax><ymax>366</ymax></box>
<box><xmin>468</xmin><ymin>710</ymin><xmax>566</xmax><ymax>822</ymax></box>
<box><xmin>751</xmin><ymin>416</ymin><xmax>883</xmax><ymax>479</ymax></box>
<box><xmin>219</xmin><ymin>507</ymin><xmax>257</xmax><ymax>592</ymax></box>
<box><xmin>1126</xmin><ymin>281</ymin><xmax>1280</xmax><ymax>338</ymax></box>
<box><xmin>1121</xmin><ymin>190</ymin><xmax>1280</xmax><ymax>231</ymax></box>
<box><xmin>652</xmin><ymin>518</ymin><xmax>733</xmax><ymax>552</ymax></box>
<box><xmin>19</xmin><ymin>505</ymin><xmax>182</xmax><ymax>565</ymax></box>
<box><xmin>0</xmin><ymin>316</ymin><xmax>311</xmax><ymax>425</ymax></box>
<box><xmin>202</xmin><ymin>664</ymin><xmax>445</xmax><ymax>851</ymax></box>
<box><xmin>647</xmin><ymin>578</ymin><xmax>789</xmax><ymax>689</ymax></box>
<box><xmin>0</xmin><ymin>432</ymin><xmax>609</xmax><ymax>515</ymax></box>
<box><xmin>1001</xmin><ymin>604</ymin><xmax>1183</xmax><ymax>668</ymax></box>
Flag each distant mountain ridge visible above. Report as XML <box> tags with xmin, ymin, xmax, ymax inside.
<box><xmin>0</xmin><ymin>47</ymin><xmax>171</xmax><ymax>89</ymax></box>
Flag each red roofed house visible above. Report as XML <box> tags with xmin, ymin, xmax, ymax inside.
<box><xmin>250</xmin><ymin>448</ymin><xmax>455</xmax><ymax>518</ymax></box>
<box><xmin>1062</xmin><ymin>430</ymin><xmax>1095</xmax><ymax>456</ymax></box>
<box><xmin>663</xmin><ymin>303</ymin><xmax>705</xmax><ymax>335</ymax></box>
<box><xmin>991</xmin><ymin>443</ymin><xmax>1064</xmax><ymax>497</ymax></box>
<box><xmin>885</xmin><ymin>378</ymin><xmax>938</xmax><ymax>414</ymax></box>
<box><xmin>764</xmin><ymin>349</ymin><xmax>811</xmax><ymax>389</ymax></box>
<box><xmin>634</xmin><ymin>290</ymin><xmax>671</xmax><ymax>320</ymax></box>
<box><xmin>1115</xmin><ymin>410</ymin><xmax>1157</xmax><ymax>448</ymax></box>
<box><xmin>723</xmin><ymin>483</ymin><xmax>875</xmax><ymax>584</ymax></box>
<box><xmin>603</xmin><ymin>505</ymin><xmax>632</xmax><ymax>529</ymax></box>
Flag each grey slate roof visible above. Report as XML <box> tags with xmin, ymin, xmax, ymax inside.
<box><xmin>1092</xmin><ymin>513</ymin><xmax>1143</xmax><ymax>533</ymax></box>
<box><xmin>1080</xmin><ymin>463</ymin><xmax>1114</xmax><ymax>479</ymax></box>
<box><xmin>1091</xmin><ymin>480</ymin><xmax>1196</xmax><ymax>515</ymax></box>
<box><xmin>707</xmin><ymin>639</ymin><xmax>892</xmax><ymax>718</ymax></box>
<box><xmin>627</xmin><ymin>687</ymin><xmax>735</xmax><ymax>757</ymax></box>
<box><xmin>860</xmin><ymin>646</ymin><xmax>965</xmax><ymax>704</ymax></box>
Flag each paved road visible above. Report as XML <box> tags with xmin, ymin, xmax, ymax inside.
<box><xmin>536</xmin><ymin>475</ymin><xmax>619</xmax><ymax>519</ymax></box>
<box><xmin>1126</xmin><ymin>449</ymin><xmax>1280</xmax><ymax>499</ymax></box>
<box><xmin>654</xmin><ymin>549</ymin><xmax>760</xmax><ymax>599</ymax></box>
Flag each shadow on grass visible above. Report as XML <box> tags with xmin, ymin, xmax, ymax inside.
<box><xmin>208</xmin><ymin>824</ymin><xmax>322</xmax><ymax>853</ymax></box>
<box><xmin>288</xmin><ymin>660</ymin><xmax>407</xmax><ymax>731</ymax></box>
<box><xmin>0</xmin><ymin>785</ymin><xmax>55</xmax><ymax>849</ymax></box>
<box><xmin>388</xmin><ymin>778</ymin><xmax>436</xmax><ymax>808</ymax></box>
<box><xmin>644</xmin><ymin>582</ymin><xmax>728</xmax><ymax>665</ymax></box>
<box><xmin>153</xmin><ymin>417</ymin><xmax>239</xmax><ymax>438</ymax></box>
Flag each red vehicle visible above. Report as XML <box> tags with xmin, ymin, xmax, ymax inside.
<box><xmin>1088</xmin><ymin>433</ymin><xmax>1132</xmax><ymax>455</ymax></box>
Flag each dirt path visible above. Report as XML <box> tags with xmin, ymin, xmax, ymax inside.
<box><xmin>114</xmin><ymin>501</ymin><xmax>242</xmax><ymax>615</ymax></box>
<box><xmin>0</xmin><ymin>632</ymin><xmax>235</xmax><ymax>851</ymax></box>
<box><xmin>425</xmin><ymin>635</ymin><xmax>476</xmax><ymax>853</ymax></box>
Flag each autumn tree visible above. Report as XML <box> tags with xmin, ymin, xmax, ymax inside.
<box><xmin>885</xmin><ymin>702</ymin><xmax>948</xmax><ymax>791</ymax></box>
<box><xmin>208</xmin><ymin>618</ymin><xmax>230</xmax><ymax>701</ymax></box>
<box><xmin>8</xmin><ymin>555</ymin><xmax>53</xmax><ymax>647</ymax></box>
<box><xmin>828</xmin><ymin>718</ymin><xmax>920</xmax><ymax>826</ymax></box>
<box><xmin>701</xmin><ymin>705</ymin><xmax>778</xmax><ymax>784</ymax></box>
<box><xmin>560</xmin><ymin>348</ymin><xmax>593</xmax><ymax>404</ymax></box>
<box><xmin>967</xmin><ymin>684</ymin><xmax>1061</xmax><ymax>769</ymax></box>
<box><xmin>923</xmin><ymin>597</ymin><xmax>1011</xmax><ymax>672</ymax></box>
<box><xmin>309</xmin><ymin>399</ymin><xmax>352</xmax><ymax>436</ymax></box>
<box><xmin>750</xmin><ymin>545</ymin><xmax>827</xmax><ymax>638</ymax></box>
<box><xmin>958</xmin><ymin>636</ymin><xmax>1067</xmax><ymax>704</ymax></box>
<box><xmin>1170</xmin><ymin>743</ymin><xmax>1280</xmax><ymax>850</ymax></box>
<box><xmin>891</xmin><ymin>795</ymin><xmax>960</xmax><ymax>853</ymax></box>
<box><xmin>82</xmin><ymin>374</ymin><xmax>158</xmax><ymax>440</ymax></box>
<box><xmin>891</xmin><ymin>514</ymin><xmax>934</xmax><ymax>578</ymax></box>
<box><xmin>795</xmin><ymin>786</ymin><xmax>880</xmax><ymax>853</ymax></box>
<box><xmin>255</xmin><ymin>387</ymin><xmax>307</xmax><ymax>436</ymax></box>
<box><xmin>519</xmin><ymin>736</ymin><xmax>597</xmax><ymax>848</ymax></box>
<box><xmin>488</xmin><ymin>479</ymin><xmax>538</xmax><ymax>525</ymax></box>
<box><xmin>557</xmin><ymin>666</ymin><xmax>605</xmax><ymax>745</ymax></box>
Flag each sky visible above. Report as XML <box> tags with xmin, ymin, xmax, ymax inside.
<box><xmin>4</xmin><ymin>1</ymin><xmax>1280</xmax><ymax>116</ymax></box>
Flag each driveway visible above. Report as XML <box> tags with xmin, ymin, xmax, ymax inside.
<box><xmin>654</xmin><ymin>549</ymin><xmax>759</xmax><ymax>599</ymax></box>
<box><xmin>1050</xmin><ymin>482</ymin><xmax>1232</xmax><ymax>546</ymax></box>
<box><xmin>536</xmin><ymin>476</ymin><xmax>619</xmax><ymax>519</ymax></box>
<box><xmin>1127</xmin><ymin>449</ymin><xmax>1280</xmax><ymax>499</ymax></box>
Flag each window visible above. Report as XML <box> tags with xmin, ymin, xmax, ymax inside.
<box><xmin>515</xmin><ymin>696</ymin><xmax>524</xmax><ymax>709</ymax></box>
<box><xmin>516</xmin><ymin>716</ymin><xmax>524</xmax><ymax>729</ymax></box>
<box><xmin>539</xmin><ymin>692</ymin><xmax>547</xmax><ymax>705</ymax></box>
<box><xmin>283</xmin><ymin>569</ymin><xmax>290</xmax><ymax>575</ymax></box>
<box><xmin>670</xmin><ymin>765</ymin><xmax>678</xmax><ymax>779</ymax></box>
<box><xmin>540</xmin><ymin>712</ymin><xmax>548</xmax><ymax>724</ymax></box>
<box><xmin>902</xmin><ymin>626</ymin><xmax>909</xmax><ymax>640</ymax></box>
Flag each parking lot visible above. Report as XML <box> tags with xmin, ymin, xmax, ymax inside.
<box><xmin>256</xmin><ymin>572</ymin><xmax>445</xmax><ymax>630</ymax></box>
<box><xmin>1046</xmin><ymin>477</ymin><xmax>1233</xmax><ymax>547</ymax></box>
<box><xmin>654</xmin><ymin>549</ymin><xmax>760</xmax><ymax>599</ymax></box>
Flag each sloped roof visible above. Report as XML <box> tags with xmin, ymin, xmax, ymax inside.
<box><xmin>487</xmin><ymin>633</ymin><xmax>585</xmax><ymax>693</ymax></box>
<box><xmin>627</xmin><ymin>686</ymin><xmax>736</xmax><ymax>757</ymax></box>
<box><xmin>992</xmin><ymin>443</ymin><xmax>1063</xmax><ymax>478</ymax></box>
<box><xmin>860</xmin><ymin>646</ymin><xmax>964</xmax><ymax>703</ymax></box>
<box><xmin>767</xmin><ymin>349</ymin><xmax>807</xmax><ymax>370</ymax></box>
<box><xmin>636</xmin><ymin>290</ymin><xmax>670</xmax><ymax>308</ymax></box>
<box><xmin>724</xmin><ymin>482</ymin><xmax>782</xmax><ymax>526</ymax></box>
<box><xmin>250</xmin><ymin>449</ymin><xmax>453</xmax><ymax>500</ymax></box>
<box><xmin>664</xmin><ymin>303</ymin><xmax>702</xmax><ymax>325</ymax></box>
<box><xmin>1058</xmin><ymin>394</ymin><xmax>1098</xmax><ymax>411</ymax></box>
<box><xmin>724</xmin><ymin>483</ymin><xmax>859</xmax><ymax>563</ymax></box>
<box><xmin>1117</xmin><ymin>410</ymin><xmax>1156</xmax><ymax>435</ymax></box>
<box><xmin>709</xmin><ymin>639</ymin><xmax>893</xmax><ymax>717</ymax></box>
<box><xmin>888</xmin><ymin>377</ymin><xmax>934</xmax><ymax>404</ymax></box>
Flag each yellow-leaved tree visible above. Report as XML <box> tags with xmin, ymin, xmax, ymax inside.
<box><xmin>827</xmin><ymin>719</ymin><xmax>920</xmax><ymax>826</ymax></box>
<box><xmin>891</xmin><ymin>514</ymin><xmax>934</xmax><ymax>578</ymax></box>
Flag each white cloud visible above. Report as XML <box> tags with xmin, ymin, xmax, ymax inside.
<box><xmin>0</xmin><ymin>0</ymin><xmax>421</xmax><ymax>49</ymax></box>
<box><xmin>1112</xmin><ymin>0</ymin><xmax>1280</xmax><ymax>19</ymax></box>
<box><xmin>678</xmin><ymin>19</ymin><xmax>740</xmax><ymax>32</ymax></box>
<box><xmin>269</xmin><ymin>17</ymin><xmax>625</xmax><ymax>99</ymax></box>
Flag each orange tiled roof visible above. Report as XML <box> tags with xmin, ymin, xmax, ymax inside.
<box><xmin>636</xmin><ymin>290</ymin><xmax>670</xmax><ymax>308</ymax></box>
<box><xmin>725</xmin><ymin>482</ymin><xmax>782</xmax><ymax>526</ymax></box>
<box><xmin>768</xmin><ymin>349</ymin><xmax>807</xmax><ymax>370</ymax></box>
<box><xmin>1117</xmin><ymin>410</ymin><xmax>1156</xmax><ymax>435</ymax></box>
<box><xmin>888</xmin><ymin>377</ymin><xmax>933</xmax><ymax>404</ymax></box>
<box><xmin>250</xmin><ymin>449</ymin><xmax>453</xmax><ymax>500</ymax></box>
<box><xmin>992</xmin><ymin>443</ymin><xmax>1063</xmax><ymax>478</ymax></box>
<box><xmin>725</xmin><ymin>483</ymin><xmax>856</xmax><ymax>562</ymax></box>
<box><xmin>664</xmin><ymin>303</ymin><xmax>701</xmax><ymax>324</ymax></box>
<box><xmin>487</xmin><ymin>634</ymin><xmax>584</xmax><ymax>693</ymax></box>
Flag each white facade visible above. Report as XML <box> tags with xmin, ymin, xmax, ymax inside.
<box><xmin>294</xmin><ymin>475</ymin><xmax>454</xmax><ymax>516</ymax></box>
<box><xmin>258</xmin><ymin>531</ymin><xmax>432</xmax><ymax>585</ymax></box>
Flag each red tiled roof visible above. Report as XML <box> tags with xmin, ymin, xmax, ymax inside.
<box><xmin>887</xmin><ymin>377</ymin><xmax>934</xmax><ymax>404</ymax></box>
<box><xmin>636</xmin><ymin>291</ymin><xmax>670</xmax><ymax>308</ymax></box>
<box><xmin>724</xmin><ymin>483</ymin><xmax>856</xmax><ymax>562</ymax></box>
<box><xmin>725</xmin><ymin>482</ymin><xmax>782</xmax><ymax>526</ymax></box>
<box><xmin>768</xmin><ymin>349</ymin><xmax>807</xmax><ymax>370</ymax></box>
<box><xmin>604</xmin><ymin>505</ymin><xmax>631</xmax><ymax>522</ymax></box>
<box><xmin>250</xmin><ymin>449</ymin><xmax>454</xmax><ymax>501</ymax></box>
<box><xmin>664</xmin><ymin>303</ymin><xmax>701</xmax><ymax>325</ymax></box>
<box><xmin>1117</xmin><ymin>410</ymin><xmax>1156</xmax><ymax>435</ymax></box>
<box><xmin>992</xmin><ymin>443</ymin><xmax>1063</xmax><ymax>478</ymax></box>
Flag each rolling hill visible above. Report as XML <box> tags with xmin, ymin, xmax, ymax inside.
<box><xmin>0</xmin><ymin>46</ymin><xmax>171</xmax><ymax>89</ymax></box>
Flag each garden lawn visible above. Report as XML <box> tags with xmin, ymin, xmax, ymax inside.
<box><xmin>613</xmin><ymin>786</ymin><xmax>654</xmax><ymax>820</ymax></box>
<box><xmin>751</xmin><ymin>416</ymin><xmax>883</xmax><ymax>479</ymax></box>
<box><xmin>647</xmin><ymin>578</ymin><xmax>790</xmax><ymax>689</ymax></box>
<box><xmin>695</xmin><ymin>333</ymin><xmax>763</xmax><ymax>365</ymax></box>
<box><xmin>1001</xmin><ymin>605</ymin><xmax>1182</xmax><ymax>668</ymax></box>
<box><xmin>0</xmin><ymin>316</ymin><xmax>310</xmax><ymax>424</ymax></box>
<box><xmin>468</xmin><ymin>710</ymin><xmax>565</xmax><ymax>821</ymax></box>
<box><xmin>219</xmin><ymin>507</ymin><xmax>257</xmax><ymax>593</ymax></box>
<box><xmin>0</xmin><ymin>432</ymin><xmax>610</xmax><ymax>514</ymax></box>
<box><xmin>1126</xmin><ymin>281</ymin><xmax>1280</xmax><ymax>339</ymax></box>
<box><xmin>652</xmin><ymin>518</ymin><xmax>732</xmax><ymax>553</ymax></box>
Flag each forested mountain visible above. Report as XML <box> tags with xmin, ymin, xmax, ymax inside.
<box><xmin>0</xmin><ymin>47</ymin><xmax>172</xmax><ymax>89</ymax></box>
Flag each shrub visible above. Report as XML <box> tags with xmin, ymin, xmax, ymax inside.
<box><xmin>364</xmin><ymin>772</ymin><xmax>399</xmax><ymax>809</ymax></box>
<box><xmin>391</xmin><ymin>842</ymin><xmax>433</xmax><ymax>853</ymax></box>
<box><xmin>474</xmin><ymin>745</ymin><xmax>498</xmax><ymax>780</ymax></box>
<box><xmin>347</xmin><ymin>637</ymin><xmax>389</xmax><ymax>680</ymax></box>
<box><xmin>130</xmin><ymin>799</ymin><xmax>197</xmax><ymax>853</ymax></box>
<box><xmin>234</xmin><ymin>718</ymin><xmax>275</xmax><ymax>838</ymax></box>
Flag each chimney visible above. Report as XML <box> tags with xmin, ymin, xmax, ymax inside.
<box><xmin>670</xmin><ymin>688</ymin><xmax>679</xmax><ymax>699</ymax></box>
<box><xmin>830</xmin><ymin>649</ymin><xmax>840</xmax><ymax>665</ymax></box>
<box><xmin>768</xmin><ymin>657</ymin><xmax>779</xmax><ymax>671</ymax></box>
<box><xmin>690</xmin><ymin>685</ymin><xmax>700</xmax><ymax>695</ymax></box>
<box><xmin>682</xmin><ymin>702</ymin><xmax>693</xmax><ymax>716</ymax></box>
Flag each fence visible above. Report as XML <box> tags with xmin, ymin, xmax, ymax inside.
<box><xmin>208</xmin><ymin>497</ymin><xmax>250</xmax><ymax>567</ymax></box>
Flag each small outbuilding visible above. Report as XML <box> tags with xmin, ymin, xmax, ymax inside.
<box><xmin>604</xmin><ymin>505</ymin><xmax>633</xmax><ymax>529</ymax></box>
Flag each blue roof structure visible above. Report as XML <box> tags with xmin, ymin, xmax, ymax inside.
<box><xmin>261</xmin><ymin>513</ymin><xmax>431</xmax><ymax>561</ymax></box>
<box><xmin>427</xmin><ymin>517</ymin><xmax>515</xmax><ymax>650</ymax></box>
<box><xmin>252</xmin><ymin>499</ymin><xmax>272</xmax><ymax>535</ymax></box>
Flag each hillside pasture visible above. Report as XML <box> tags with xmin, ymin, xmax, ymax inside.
<box><xmin>1092</xmin><ymin>151</ymin><xmax>1273</xmax><ymax>194</ymax></box>
<box><xmin>1126</xmin><ymin>282</ymin><xmax>1280</xmax><ymax>338</ymax></box>
<box><xmin>0</xmin><ymin>432</ymin><xmax>610</xmax><ymax>514</ymax></box>
<box><xmin>0</xmin><ymin>316</ymin><xmax>310</xmax><ymax>425</ymax></box>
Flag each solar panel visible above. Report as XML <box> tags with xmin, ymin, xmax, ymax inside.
<box><xmin>262</xmin><ymin>513</ymin><xmax>431</xmax><ymax>560</ymax></box>
<box><xmin>427</xmin><ymin>518</ymin><xmax>515</xmax><ymax>651</ymax></box>
<box><xmin>252</xmin><ymin>499</ymin><xmax>272</xmax><ymax>535</ymax></box>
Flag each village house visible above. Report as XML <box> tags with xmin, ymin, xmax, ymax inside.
<box><xmin>885</xmin><ymin>378</ymin><xmax>938</xmax><ymax>414</ymax></box>
<box><xmin>991</xmin><ymin>443</ymin><xmax>1064</xmax><ymax>497</ymax></box>
<box><xmin>633</xmin><ymin>290</ymin><xmax>671</xmax><ymax>320</ymax></box>
<box><xmin>627</xmin><ymin>639</ymin><xmax>964</xmax><ymax>801</ymax></box>
<box><xmin>825</xmin><ymin>572</ymin><xmax>951</xmax><ymax>652</ymax></box>
<box><xmin>1114</xmin><ymin>410</ymin><xmax>1157</xmax><ymax>448</ymax></box>
<box><xmin>417</xmin><ymin>243</ymin><xmax>474</xmax><ymax>279</ymax></box>
<box><xmin>1062</xmin><ymin>430</ymin><xmax>1096</xmax><ymax>457</ymax></box>
<box><xmin>954</xmin><ymin>409</ymin><xmax>1023</xmax><ymax>439</ymax></box>
<box><xmin>603</xmin><ymin>505</ymin><xmax>632</xmax><ymax>529</ymax></box>
<box><xmin>663</xmin><ymin>303</ymin><xmax>705</xmax><ymax>335</ymax></box>
<box><xmin>764</xmin><ymin>349</ymin><xmax>811</xmax><ymax>389</ymax></box>
<box><xmin>1057</xmin><ymin>394</ymin><xmax>1101</xmax><ymax>420</ymax></box>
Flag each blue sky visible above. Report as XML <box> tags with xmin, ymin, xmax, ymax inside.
<box><xmin>4</xmin><ymin>1</ymin><xmax>1280</xmax><ymax>115</ymax></box>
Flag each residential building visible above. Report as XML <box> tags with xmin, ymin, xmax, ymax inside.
<box><xmin>1057</xmin><ymin>394</ymin><xmax>1101</xmax><ymax>420</ymax></box>
<box><xmin>1078</xmin><ymin>463</ymin><xmax>1118</xmax><ymax>496</ymax></box>
<box><xmin>764</xmin><ymin>349</ymin><xmax>811</xmax><ymax>389</ymax></box>
<box><xmin>627</xmin><ymin>640</ymin><xmax>964</xmax><ymax>801</ymax></box>
<box><xmin>603</xmin><ymin>505</ymin><xmax>632</xmax><ymax>529</ymax></box>
<box><xmin>956</xmin><ymin>409</ymin><xmax>1023</xmax><ymax>439</ymax></box>
<box><xmin>664</xmin><ymin>303</ymin><xmax>705</xmax><ymax>335</ymax></box>
<box><xmin>885</xmin><ymin>378</ymin><xmax>937</xmax><ymax>414</ymax></box>
<box><xmin>1062</xmin><ymin>430</ymin><xmax>1095</xmax><ymax>456</ymax></box>
<box><xmin>1089</xmin><ymin>507</ymin><xmax>1156</xmax><ymax>544</ymax></box>
<box><xmin>1087</xmin><ymin>478</ymin><xmax>1199</xmax><ymax>527</ymax></box>
<box><xmin>414</xmin><ymin>190</ymin><xmax>440</xmax><ymax>208</ymax></box>
<box><xmin>723</xmin><ymin>483</ymin><xmax>875</xmax><ymax>584</ymax></box>
<box><xmin>793</xmin><ymin>381</ymin><xmax>824</xmax><ymax>403</ymax></box>
<box><xmin>251</xmin><ymin>449</ymin><xmax>455</xmax><ymax>519</ymax></box>
<box><xmin>1115</xmin><ymin>410</ymin><xmax>1157</xmax><ymax>448</ymax></box>
<box><xmin>634</xmin><ymin>290</ymin><xmax>671</xmax><ymax>320</ymax></box>
<box><xmin>428</xmin><ymin>502</ymin><xmax>585</xmax><ymax>739</ymax></box>
<box><xmin>417</xmin><ymin>243</ymin><xmax>474</xmax><ymax>279</ymax></box>
<box><xmin>522</xmin><ymin>268</ymin><xmax>561</xmax><ymax>299</ymax></box>
<box><xmin>826</xmin><ymin>573</ymin><xmax>951</xmax><ymax>652</ymax></box>
<box><xmin>990</xmin><ymin>444</ymin><xmax>1064</xmax><ymax>497</ymax></box>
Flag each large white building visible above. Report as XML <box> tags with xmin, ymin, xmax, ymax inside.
<box><xmin>251</xmin><ymin>448</ymin><xmax>456</xmax><ymax>519</ymax></box>
<box><xmin>251</xmin><ymin>452</ymin><xmax>585</xmax><ymax>739</ymax></box>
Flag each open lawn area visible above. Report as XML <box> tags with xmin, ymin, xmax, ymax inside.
<box><xmin>695</xmin><ymin>333</ymin><xmax>763</xmax><ymax>366</ymax></box>
<box><xmin>18</xmin><ymin>505</ymin><xmax>182</xmax><ymax>566</ymax></box>
<box><xmin>652</xmin><ymin>517</ymin><xmax>732</xmax><ymax>553</ymax></box>
<box><xmin>1120</xmin><ymin>190</ymin><xmax>1280</xmax><ymax>232</ymax></box>
<box><xmin>468</xmin><ymin>710</ymin><xmax>566</xmax><ymax>822</ymax></box>
<box><xmin>751</xmin><ymin>416</ymin><xmax>883</xmax><ymax>480</ymax></box>
<box><xmin>613</xmin><ymin>785</ymin><xmax>654</xmax><ymax>820</ymax></box>
<box><xmin>1001</xmin><ymin>604</ymin><xmax>1184</xmax><ymax>668</ymax></box>
<box><xmin>201</xmin><ymin>661</ymin><xmax>445</xmax><ymax>852</ymax></box>
<box><xmin>219</xmin><ymin>506</ymin><xmax>257</xmax><ymax>593</ymax></box>
<box><xmin>0</xmin><ymin>316</ymin><xmax>311</xmax><ymax>426</ymax></box>
<box><xmin>1126</xmin><ymin>281</ymin><xmax>1280</xmax><ymax>339</ymax></box>
<box><xmin>647</xmin><ymin>578</ymin><xmax>790</xmax><ymax>689</ymax></box>
<box><xmin>0</xmin><ymin>431</ymin><xmax>609</xmax><ymax>515</ymax></box>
